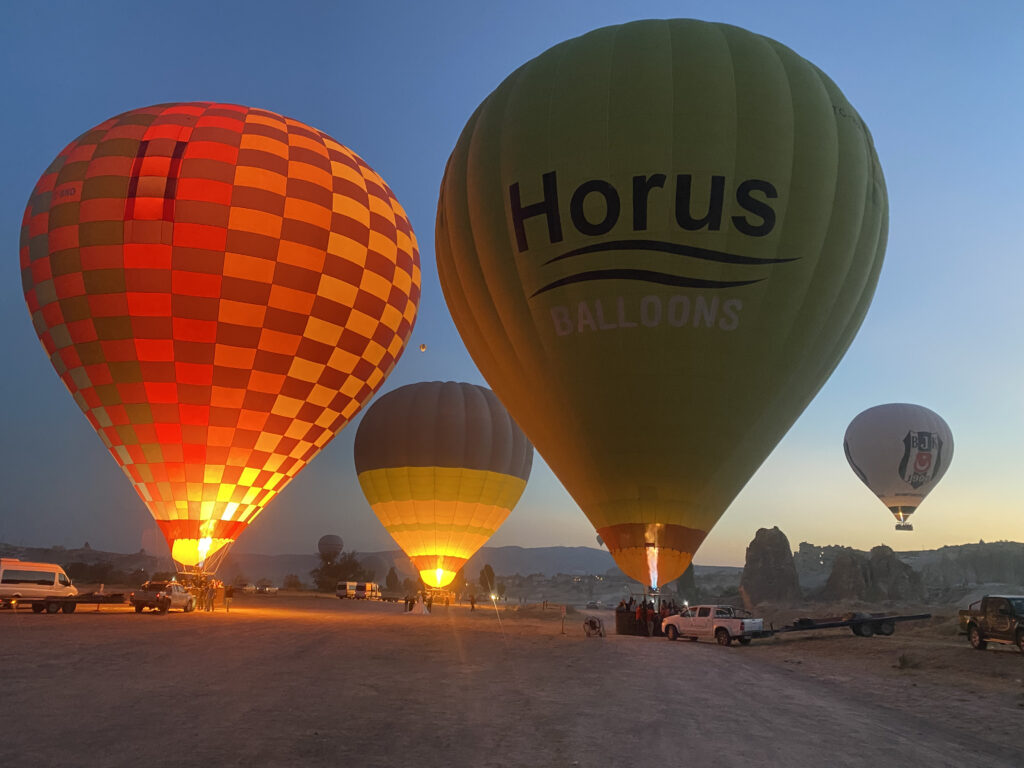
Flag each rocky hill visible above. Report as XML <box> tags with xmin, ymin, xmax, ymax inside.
<box><xmin>818</xmin><ymin>545</ymin><xmax>926</xmax><ymax>603</ymax></box>
<box><xmin>793</xmin><ymin>540</ymin><xmax>1023</xmax><ymax>599</ymax></box>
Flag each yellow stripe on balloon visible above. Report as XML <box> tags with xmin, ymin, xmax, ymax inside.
<box><xmin>357</xmin><ymin>466</ymin><xmax>526</xmax><ymax>508</ymax></box>
<box><xmin>380</xmin><ymin>519</ymin><xmax>510</xmax><ymax>538</ymax></box>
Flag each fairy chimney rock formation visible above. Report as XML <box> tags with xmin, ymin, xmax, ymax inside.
<box><xmin>739</xmin><ymin>526</ymin><xmax>802</xmax><ymax>609</ymax></box>
<box><xmin>866</xmin><ymin>545</ymin><xmax>926</xmax><ymax>602</ymax></box>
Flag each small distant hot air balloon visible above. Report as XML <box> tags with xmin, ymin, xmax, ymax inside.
<box><xmin>436</xmin><ymin>20</ymin><xmax>888</xmax><ymax>588</ymax></box>
<box><xmin>844</xmin><ymin>404</ymin><xmax>953</xmax><ymax>530</ymax></box>
<box><xmin>20</xmin><ymin>103</ymin><xmax>420</xmax><ymax>574</ymax></box>
<box><xmin>353</xmin><ymin>381</ymin><xmax>533</xmax><ymax>588</ymax></box>
<box><xmin>419</xmin><ymin>343</ymin><xmax>427</xmax><ymax>352</ymax></box>
<box><xmin>317</xmin><ymin>534</ymin><xmax>344</xmax><ymax>561</ymax></box>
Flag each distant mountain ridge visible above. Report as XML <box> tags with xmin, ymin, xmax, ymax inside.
<box><xmin>0</xmin><ymin>541</ymin><xmax>724</xmax><ymax>586</ymax></box>
<box><xmin>224</xmin><ymin>545</ymin><xmax>627</xmax><ymax>586</ymax></box>
<box><xmin>2</xmin><ymin>540</ymin><xmax>1019</xmax><ymax>593</ymax></box>
<box><xmin>220</xmin><ymin>545</ymin><xmax>747</xmax><ymax>587</ymax></box>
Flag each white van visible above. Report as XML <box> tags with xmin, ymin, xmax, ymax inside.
<box><xmin>0</xmin><ymin>559</ymin><xmax>78</xmax><ymax>605</ymax></box>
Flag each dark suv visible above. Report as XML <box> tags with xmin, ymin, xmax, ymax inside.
<box><xmin>962</xmin><ymin>595</ymin><xmax>1024</xmax><ymax>652</ymax></box>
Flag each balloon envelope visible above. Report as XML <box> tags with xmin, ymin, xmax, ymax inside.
<box><xmin>436</xmin><ymin>20</ymin><xmax>887</xmax><ymax>587</ymax></box>
<box><xmin>21</xmin><ymin>103</ymin><xmax>420</xmax><ymax>572</ymax></box>
<box><xmin>354</xmin><ymin>381</ymin><xmax>533</xmax><ymax>588</ymax></box>
<box><xmin>317</xmin><ymin>534</ymin><xmax>344</xmax><ymax>560</ymax></box>
<box><xmin>844</xmin><ymin>403</ymin><xmax>953</xmax><ymax>527</ymax></box>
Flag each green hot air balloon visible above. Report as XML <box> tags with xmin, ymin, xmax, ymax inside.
<box><xmin>436</xmin><ymin>20</ymin><xmax>888</xmax><ymax>588</ymax></box>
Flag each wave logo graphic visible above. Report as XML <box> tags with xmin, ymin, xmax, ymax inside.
<box><xmin>531</xmin><ymin>239</ymin><xmax>795</xmax><ymax>297</ymax></box>
<box><xmin>509</xmin><ymin>171</ymin><xmax>796</xmax><ymax>298</ymax></box>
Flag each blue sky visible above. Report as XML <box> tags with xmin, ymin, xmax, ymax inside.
<box><xmin>1</xmin><ymin>1</ymin><xmax>1021</xmax><ymax>565</ymax></box>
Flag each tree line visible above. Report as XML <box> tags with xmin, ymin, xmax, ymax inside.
<box><xmin>309</xmin><ymin>545</ymin><xmax>505</xmax><ymax>596</ymax></box>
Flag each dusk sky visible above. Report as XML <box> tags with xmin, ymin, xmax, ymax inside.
<box><xmin>1</xmin><ymin>1</ymin><xmax>1021</xmax><ymax>566</ymax></box>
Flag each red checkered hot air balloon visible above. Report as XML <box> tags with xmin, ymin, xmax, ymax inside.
<box><xmin>20</xmin><ymin>102</ymin><xmax>420</xmax><ymax>574</ymax></box>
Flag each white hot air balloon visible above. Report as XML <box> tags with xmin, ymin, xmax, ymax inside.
<box><xmin>844</xmin><ymin>404</ymin><xmax>953</xmax><ymax>530</ymax></box>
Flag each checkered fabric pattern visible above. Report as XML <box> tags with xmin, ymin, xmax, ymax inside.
<box><xmin>20</xmin><ymin>103</ymin><xmax>420</xmax><ymax>562</ymax></box>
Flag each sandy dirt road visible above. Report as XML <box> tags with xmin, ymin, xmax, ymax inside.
<box><xmin>1</xmin><ymin>596</ymin><xmax>1020</xmax><ymax>767</ymax></box>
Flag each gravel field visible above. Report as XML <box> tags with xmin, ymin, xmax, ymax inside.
<box><xmin>1</xmin><ymin>594</ymin><xmax>1021</xmax><ymax>767</ymax></box>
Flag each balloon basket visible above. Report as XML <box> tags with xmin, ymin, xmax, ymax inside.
<box><xmin>173</xmin><ymin>570</ymin><xmax>215</xmax><ymax>591</ymax></box>
<box><xmin>895</xmin><ymin>523</ymin><xmax>914</xmax><ymax>531</ymax></box>
<box><xmin>614</xmin><ymin>587</ymin><xmax>675</xmax><ymax>637</ymax></box>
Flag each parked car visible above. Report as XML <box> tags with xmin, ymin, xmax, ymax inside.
<box><xmin>255</xmin><ymin>585</ymin><xmax>278</xmax><ymax>594</ymax></box>
<box><xmin>661</xmin><ymin>604</ymin><xmax>765</xmax><ymax>646</ymax></box>
<box><xmin>130</xmin><ymin>581</ymin><xmax>195</xmax><ymax>613</ymax></box>
<box><xmin>961</xmin><ymin>595</ymin><xmax>1024</xmax><ymax>652</ymax></box>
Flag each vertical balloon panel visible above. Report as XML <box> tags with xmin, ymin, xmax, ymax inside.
<box><xmin>21</xmin><ymin>103</ymin><xmax>420</xmax><ymax>573</ymax></box>
<box><xmin>437</xmin><ymin>20</ymin><xmax>888</xmax><ymax>587</ymax></box>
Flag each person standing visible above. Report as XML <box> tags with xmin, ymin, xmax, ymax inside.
<box><xmin>224</xmin><ymin>584</ymin><xmax>234</xmax><ymax>613</ymax></box>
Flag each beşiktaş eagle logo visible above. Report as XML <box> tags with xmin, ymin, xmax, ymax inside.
<box><xmin>898</xmin><ymin>431</ymin><xmax>944</xmax><ymax>489</ymax></box>
<box><xmin>508</xmin><ymin>171</ymin><xmax>796</xmax><ymax>297</ymax></box>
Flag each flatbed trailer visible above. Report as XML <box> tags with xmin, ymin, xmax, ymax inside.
<box><xmin>759</xmin><ymin>612</ymin><xmax>932</xmax><ymax>639</ymax></box>
<box><xmin>2</xmin><ymin>592</ymin><xmax>127</xmax><ymax>614</ymax></box>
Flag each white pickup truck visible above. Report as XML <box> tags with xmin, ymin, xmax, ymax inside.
<box><xmin>661</xmin><ymin>604</ymin><xmax>766</xmax><ymax>646</ymax></box>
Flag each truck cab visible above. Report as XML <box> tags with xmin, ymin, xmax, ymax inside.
<box><xmin>963</xmin><ymin>595</ymin><xmax>1024</xmax><ymax>652</ymax></box>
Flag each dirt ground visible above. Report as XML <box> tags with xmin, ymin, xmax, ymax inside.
<box><xmin>1</xmin><ymin>594</ymin><xmax>1020</xmax><ymax>767</ymax></box>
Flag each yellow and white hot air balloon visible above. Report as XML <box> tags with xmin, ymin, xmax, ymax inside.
<box><xmin>353</xmin><ymin>381</ymin><xmax>533</xmax><ymax>588</ymax></box>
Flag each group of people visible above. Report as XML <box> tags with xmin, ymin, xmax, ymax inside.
<box><xmin>616</xmin><ymin>596</ymin><xmax>683</xmax><ymax>636</ymax></box>
<box><xmin>191</xmin><ymin>579</ymin><xmax>233</xmax><ymax>612</ymax></box>
<box><xmin>617</xmin><ymin>596</ymin><xmax>682</xmax><ymax>617</ymax></box>
<box><xmin>404</xmin><ymin>593</ymin><xmax>432</xmax><ymax>613</ymax></box>
<box><xmin>403</xmin><ymin>591</ymin><xmax>463</xmax><ymax>612</ymax></box>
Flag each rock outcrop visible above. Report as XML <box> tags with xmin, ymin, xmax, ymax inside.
<box><xmin>793</xmin><ymin>542</ymin><xmax>853</xmax><ymax>591</ymax></box>
<box><xmin>739</xmin><ymin>526</ymin><xmax>802</xmax><ymax>608</ymax></box>
<box><xmin>914</xmin><ymin>542</ymin><xmax>1024</xmax><ymax>588</ymax></box>
<box><xmin>865</xmin><ymin>545</ymin><xmax>924</xmax><ymax>601</ymax></box>
<box><xmin>819</xmin><ymin>545</ymin><xmax>926</xmax><ymax>602</ymax></box>
<box><xmin>821</xmin><ymin>549</ymin><xmax>868</xmax><ymax>600</ymax></box>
